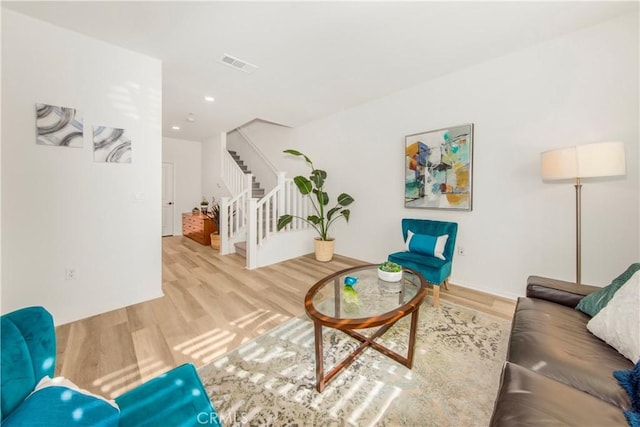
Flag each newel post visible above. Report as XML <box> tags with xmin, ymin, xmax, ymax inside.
<box><xmin>245</xmin><ymin>173</ymin><xmax>253</xmax><ymax>194</ymax></box>
<box><xmin>277</xmin><ymin>171</ymin><xmax>286</xmax><ymax>215</ymax></box>
<box><xmin>220</xmin><ymin>131</ymin><xmax>227</xmax><ymax>179</ymax></box>
<box><xmin>247</xmin><ymin>198</ymin><xmax>258</xmax><ymax>269</ymax></box>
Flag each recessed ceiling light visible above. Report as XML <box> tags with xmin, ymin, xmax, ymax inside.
<box><xmin>186</xmin><ymin>113</ymin><xmax>196</xmax><ymax>123</ymax></box>
<box><xmin>171</xmin><ymin>125</ymin><xmax>180</xmax><ymax>130</ymax></box>
<box><xmin>204</xmin><ymin>96</ymin><xmax>215</xmax><ymax>102</ymax></box>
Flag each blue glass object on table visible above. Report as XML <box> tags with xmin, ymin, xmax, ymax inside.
<box><xmin>344</xmin><ymin>276</ymin><xmax>358</xmax><ymax>287</ymax></box>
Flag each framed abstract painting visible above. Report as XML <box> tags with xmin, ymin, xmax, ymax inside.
<box><xmin>93</xmin><ymin>125</ymin><xmax>132</xmax><ymax>163</ymax></box>
<box><xmin>36</xmin><ymin>103</ymin><xmax>84</xmax><ymax>148</ymax></box>
<box><xmin>405</xmin><ymin>123</ymin><xmax>474</xmax><ymax>211</ymax></box>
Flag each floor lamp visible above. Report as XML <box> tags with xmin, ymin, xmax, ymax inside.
<box><xmin>540</xmin><ymin>141</ymin><xmax>626</xmax><ymax>285</ymax></box>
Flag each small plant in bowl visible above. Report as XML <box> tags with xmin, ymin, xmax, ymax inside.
<box><xmin>200</xmin><ymin>197</ymin><xmax>209</xmax><ymax>214</ymax></box>
<box><xmin>378</xmin><ymin>261</ymin><xmax>403</xmax><ymax>282</ymax></box>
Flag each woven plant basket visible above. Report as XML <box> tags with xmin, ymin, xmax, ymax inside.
<box><xmin>314</xmin><ymin>238</ymin><xmax>335</xmax><ymax>262</ymax></box>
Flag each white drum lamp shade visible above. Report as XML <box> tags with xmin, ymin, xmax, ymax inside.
<box><xmin>541</xmin><ymin>141</ymin><xmax>626</xmax><ymax>181</ymax></box>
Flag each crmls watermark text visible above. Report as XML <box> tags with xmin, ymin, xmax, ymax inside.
<box><xmin>197</xmin><ymin>411</ymin><xmax>248</xmax><ymax>425</ymax></box>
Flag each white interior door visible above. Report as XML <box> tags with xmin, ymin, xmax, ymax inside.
<box><xmin>162</xmin><ymin>163</ymin><xmax>174</xmax><ymax>236</ymax></box>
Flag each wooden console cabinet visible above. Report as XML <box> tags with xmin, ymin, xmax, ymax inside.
<box><xmin>182</xmin><ymin>213</ymin><xmax>216</xmax><ymax>245</ymax></box>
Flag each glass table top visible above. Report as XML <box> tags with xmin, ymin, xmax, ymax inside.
<box><xmin>308</xmin><ymin>266</ymin><xmax>424</xmax><ymax>321</ymax></box>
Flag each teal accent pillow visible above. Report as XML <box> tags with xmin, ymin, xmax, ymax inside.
<box><xmin>406</xmin><ymin>230</ymin><xmax>449</xmax><ymax>260</ymax></box>
<box><xmin>2</xmin><ymin>385</ymin><xmax>119</xmax><ymax>426</ymax></box>
<box><xmin>614</xmin><ymin>362</ymin><xmax>640</xmax><ymax>426</ymax></box>
<box><xmin>576</xmin><ymin>263</ymin><xmax>640</xmax><ymax>317</ymax></box>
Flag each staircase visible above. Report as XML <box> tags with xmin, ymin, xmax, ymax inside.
<box><xmin>226</xmin><ymin>150</ymin><xmax>265</xmax><ymax>258</ymax></box>
<box><xmin>227</xmin><ymin>150</ymin><xmax>265</xmax><ymax>198</ymax></box>
<box><xmin>220</xmin><ymin>129</ymin><xmax>313</xmax><ymax>269</ymax></box>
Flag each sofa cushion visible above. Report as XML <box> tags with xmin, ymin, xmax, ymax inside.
<box><xmin>2</xmin><ymin>385</ymin><xmax>119</xmax><ymax>426</ymax></box>
<box><xmin>490</xmin><ymin>362</ymin><xmax>628</xmax><ymax>427</ymax></box>
<box><xmin>507</xmin><ymin>297</ymin><xmax>633</xmax><ymax>409</ymax></box>
<box><xmin>576</xmin><ymin>262</ymin><xmax>640</xmax><ymax>317</ymax></box>
<box><xmin>587</xmin><ymin>271</ymin><xmax>640</xmax><ymax>363</ymax></box>
<box><xmin>116</xmin><ymin>363</ymin><xmax>219</xmax><ymax>427</ymax></box>
<box><xmin>387</xmin><ymin>250</ymin><xmax>450</xmax><ymax>284</ymax></box>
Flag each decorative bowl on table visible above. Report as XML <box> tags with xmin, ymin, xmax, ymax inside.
<box><xmin>377</xmin><ymin>261</ymin><xmax>403</xmax><ymax>282</ymax></box>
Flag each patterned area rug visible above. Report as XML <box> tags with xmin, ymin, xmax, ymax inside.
<box><xmin>199</xmin><ymin>302</ymin><xmax>510</xmax><ymax>427</ymax></box>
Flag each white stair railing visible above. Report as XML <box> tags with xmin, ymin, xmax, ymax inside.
<box><xmin>222</xmin><ymin>149</ymin><xmax>247</xmax><ymax>196</ymax></box>
<box><xmin>246</xmin><ymin>173</ymin><xmax>311</xmax><ymax>269</ymax></box>
<box><xmin>220</xmin><ymin>174</ymin><xmax>252</xmax><ymax>255</ymax></box>
<box><xmin>281</xmin><ymin>177</ymin><xmax>312</xmax><ymax>232</ymax></box>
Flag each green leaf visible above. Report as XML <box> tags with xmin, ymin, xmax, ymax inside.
<box><xmin>337</xmin><ymin>193</ymin><xmax>354</xmax><ymax>206</ymax></box>
<box><xmin>283</xmin><ymin>149</ymin><xmax>312</xmax><ymax>165</ymax></box>
<box><xmin>327</xmin><ymin>207</ymin><xmax>341</xmax><ymax>221</ymax></box>
<box><xmin>277</xmin><ymin>215</ymin><xmax>293</xmax><ymax>230</ymax></box>
<box><xmin>307</xmin><ymin>215</ymin><xmax>321</xmax><ymax>225</ymax></box>
<box><xmin>314</xmin><ymin>190</ymin><xmax>329</xmax><ymax>206</ymax></box>
<box><xmin>342</xmin><ymin>209</ymin><xmax>351</xmax><ymax>222</ymax></box>
<box><xmin>293</xmin><ymin>176</ymin><xmax>313</xmax><ymax>194</ymax></box>
<box><xmin>310</xmin><ymin>169</ymin><xmax>326</xmax><ymax>188</ymax></box>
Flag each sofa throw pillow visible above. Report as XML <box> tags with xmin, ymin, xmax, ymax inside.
<box><xmin>2</xmin><ymin>377</ymin><xmax>119</xmax><ymax>426</ymax></box>
<box><xmin>625</xmin><ymin>411</ymin><xmax>640</xmax><ymax>427</ymax></box>
<box><xmin>32</xmin><ymin>376</ymin><xmax>119</xmax><ymax>409</ymax></box>
<box><xmin>577</xmin><ymin>263</ymin><xmax>640</xmax><ymax>317</ymax></box>
<box><xmin>614</xmin><ymin>362</ymin><xmax>640</xmax><ymax>427</ymax></box>
<box><xmin>587</xmin><ymin>272</ymin><xmax>640</xmax><ymax>363</ymax></box>
<box><xmin>405</xmin><ymin>230</ymin><xmax>448</xmax><ymax>260</ymax></box>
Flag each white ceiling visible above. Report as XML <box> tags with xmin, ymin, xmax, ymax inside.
<box><xmin>3</xmin><ymin>1</ymin><xmax>636</xmax><ymax>142</ymax></box>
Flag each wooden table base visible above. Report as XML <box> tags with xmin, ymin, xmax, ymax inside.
<box><xmin>313</xmin><ymin>308</ymin><xmax>421</xmax><ymax>392</ymax></box>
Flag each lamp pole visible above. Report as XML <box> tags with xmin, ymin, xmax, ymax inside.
<box><xmin>575</xmin><ymin>178</ymin><xmax>582</xmax><ymax>285</ymax></box>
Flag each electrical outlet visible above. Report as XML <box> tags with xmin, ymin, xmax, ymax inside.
<box><xmin>65</xmin><ymin>268</ymin><xmax>76</xmax><ymax>280</ymax></box>
<box><xmin>458</xmin><ymin>246</ymin><xmax>465</xmax><ymax>256</ymax></box>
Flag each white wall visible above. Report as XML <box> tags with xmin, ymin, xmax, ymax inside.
<box><xmin>0</xmin><ymin>7</ymin><xmax>3</xmax><ymax>295</ymax></box>
<box><xmin>201</xmin><ymin>132</ymin><xmax>231</xmax><ymax>202</ymax></box>
<box><xmin>257</xmin><ymin>12</ymin><xmax>640</xmax><ymax>298</ymax></box>
<box><xmin>1</xmin><ymin>10</ymin><xmax>163</xmax><ymax>324</ymax></box>
<box><xmin>162</xmin><ymin>137</ymin><xmax>202</xmax><ymax>235</ymax></box>
<box><xmin>226</xmin><ymin>131</ymin><xmax>269</xmax><ymax>191</ymax></box>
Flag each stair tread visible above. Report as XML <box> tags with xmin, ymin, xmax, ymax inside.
<box><xmin>228</xmin><ymin>150</ymin><xmax>266</xmax><ymax>200</ymax></box>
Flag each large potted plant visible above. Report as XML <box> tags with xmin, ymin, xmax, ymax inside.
<box><xmin>277</xmin><ymin>149</ymin><xmax>354</xmax><ymax>262</ymax></box>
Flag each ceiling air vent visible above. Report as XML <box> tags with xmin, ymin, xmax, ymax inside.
<box><xmin>220</xmin><ymin>53</ymin><xmax>258</xmax><ymax>74</ymax></box>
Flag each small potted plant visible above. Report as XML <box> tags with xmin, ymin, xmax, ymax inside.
<box><xmin>200</xmin><ymin>197</ymin><xmax>209</xmax><ymax>214</ymax></box>
<box><xmin>378</xmin><ymin>261</ymin><xmax>403</xmax><ymax>282</ymax></box>
<box><xmin>207</xmin><ymin>197</ymin><xmax>221</xmax><ymax>251</ymax></box>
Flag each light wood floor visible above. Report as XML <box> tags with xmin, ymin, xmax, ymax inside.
<box><xmin>55</xmin><ymin>236</ymin><xmax>515</xmax><ymax>399</ymax></box>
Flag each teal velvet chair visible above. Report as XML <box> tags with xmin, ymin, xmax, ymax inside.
<box><xmin>388</xmin><ymin>218</ymin><xmax>458</xmax><ymax>307</ymax></box>
<box><xmin>1</xmin><ymin>306</ymin><xmax>221</xmax><ymax>427</ymax></box>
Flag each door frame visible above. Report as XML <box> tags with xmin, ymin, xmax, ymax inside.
<box><xmin>162</xmin><ymin>162</ymin><xmax>175</xmax><ymax>237</ymax></box>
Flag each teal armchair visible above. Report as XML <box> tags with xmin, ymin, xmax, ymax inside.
<box><xmin>388</xmin><ymin>218</ymin><xmax>458</xmax><ymax>307</ymax></box>
<box><xmin>1</xmin><ymin>306</ymin><xmax>221</xmax><ymax>427</ymax></box>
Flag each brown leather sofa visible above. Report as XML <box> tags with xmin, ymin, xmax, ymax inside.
<box><xmin>490</xmin><ymin>276</ymin><xmax>634</xmax><ymax>426</ymax></box>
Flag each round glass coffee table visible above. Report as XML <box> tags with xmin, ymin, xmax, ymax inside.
<box><xmin>304</xmin><ymin>264</ymin><xmax>428</xmax><ymax>392</ymax></box>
